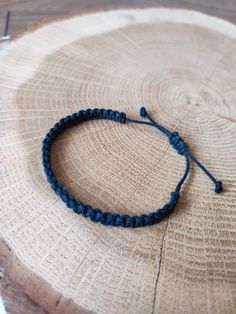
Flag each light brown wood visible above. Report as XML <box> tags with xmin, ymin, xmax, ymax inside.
<box><xmin>0</xmin><ymin>239</ymin><xmax>92</xmax><ymax>314</ymax></box>
<box><xmin>2</xmin><ymin>0</ymin><xmax>236</xmax><ymax>38</ymax></box>
<box><xmin>0</xmin><ymin>8</ymin><xmax>236</xmax><ymax>314</ymax></box>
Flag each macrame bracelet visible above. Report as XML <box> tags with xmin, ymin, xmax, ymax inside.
<box><xmin>42</xmin><ymin>107</ymin><xmax>223</xmax><ymax>228</ymax></box>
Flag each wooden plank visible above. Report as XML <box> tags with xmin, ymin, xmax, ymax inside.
<box><xmin>0</xmin><ymin>0</ymin><xmax>236</xmax><ymax>38</ymax></box>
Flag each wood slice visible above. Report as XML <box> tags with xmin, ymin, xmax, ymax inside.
<box><xmin>0</xmin><ymin>8</ymin><xmax>236</xmax><ymax>314</ymax></box>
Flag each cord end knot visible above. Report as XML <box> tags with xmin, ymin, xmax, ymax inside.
<box><xmin>215</xmin><ymin>181</ymin><xmax>223</xmax><ymax>194</ymax></box>
<box><xmin>140</xmin><ymin>107</ymin><xmax>147</xmax><ymax>117</ymax></box>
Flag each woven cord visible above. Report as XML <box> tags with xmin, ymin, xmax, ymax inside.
<box><xmin>42</xmin><ymin>107</ymin><xmax>223</xmax><ymax>228</ymax></box>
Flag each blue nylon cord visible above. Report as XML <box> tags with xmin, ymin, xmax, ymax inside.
<box><xmin>175</xmin><ymin>156</ymin><xmax>190</xmax><ymax>194</ymax></box>
<box><xmin>42</xmin><ymin>106</ymin><xmax>223</xmax><ymax>228</ymax></box>
<box><xmin>188</xmin><ymin>152</ymin><xmax>219</xmax><ymax>184</ymax></box>
<box><xmin>127</xmin><ymin>107</ymin><xmax>222</xmax><ymax>194</ymax></box>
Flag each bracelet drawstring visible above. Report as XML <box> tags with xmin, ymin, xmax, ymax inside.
<box><xmin>126</xmin><ymin>107</ymin><xmax>223</xmax><ymax>194</ymax></box>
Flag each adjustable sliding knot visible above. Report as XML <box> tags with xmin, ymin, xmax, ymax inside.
<box><xmin>169</xmin><ymin>132</ymin><xmax>189</xmax><ymax>156</ymax></box>
<box><xmin>42</xmin><ymin>106</ymin><xmax>223</xmax><ymax>229</ymax></box>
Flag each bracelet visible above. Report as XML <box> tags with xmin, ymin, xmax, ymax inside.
<box><xmin>42</xmin><ymin>107</ymin><xmax>223</xmax><ymax>228</ymax></box>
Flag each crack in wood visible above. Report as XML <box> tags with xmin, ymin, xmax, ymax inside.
<box><xmin>152</xmin><ymin>218</ymin><xmax>169</xmax><ymax>314</ymax></box>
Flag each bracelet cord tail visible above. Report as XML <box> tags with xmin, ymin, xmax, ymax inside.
<box><xmin>127</xmin><ymin>106</ymin><xmax>223</xmax><ymax>194</ymax></box>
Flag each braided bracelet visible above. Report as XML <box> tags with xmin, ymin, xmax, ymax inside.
<box><xmin>42</xmin><ymin>107</ymin><xmax>223</xmax><ymax>228</ymax></box>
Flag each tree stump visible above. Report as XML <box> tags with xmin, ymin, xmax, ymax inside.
<box><xmin>0</xmin><ymin>8</ymin><xmax>236</xmax><ymax>314</ymax></box>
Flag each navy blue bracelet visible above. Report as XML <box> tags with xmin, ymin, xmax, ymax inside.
<box><xmin>42</xmin><ymin>107</ymin><xmax>223</xmax><ymax>228</ymax></box>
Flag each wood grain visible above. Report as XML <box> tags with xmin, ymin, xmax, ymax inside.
<box><xmin>0</xmin><ymin>3</ymin><xmax>236</xmax><ymax>314</ymax></box>
<box><xmin>0</xmin><ymin>239</ymin><xmax>92</xmax><ymax>314</ymax></box>
<box><xmin>1</xmin><ymin>0</ymin><xmax>236</xmax><ymax>39</ymax></box>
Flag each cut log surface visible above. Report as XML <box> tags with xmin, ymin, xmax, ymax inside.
<box><xmin>0</xmin><ymin>240</ymin><xmax>91</xmax><ymax>314</ymax></box>
<box><xmin>0</xmin><ymin>8</ymin><xmax>236</xmax><ymax>314</ymax></box>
